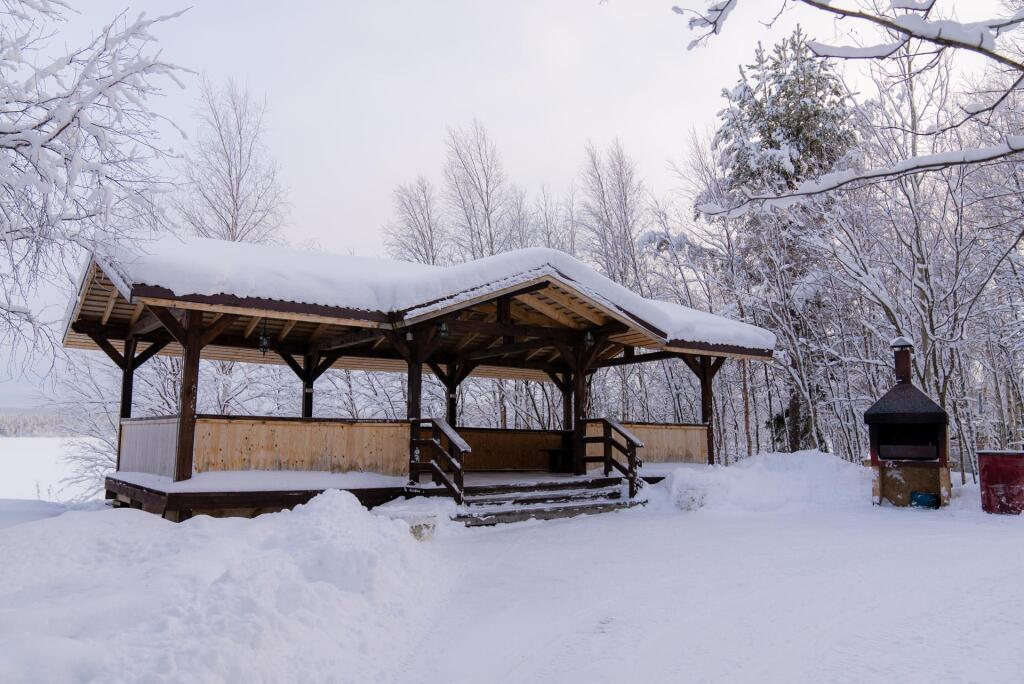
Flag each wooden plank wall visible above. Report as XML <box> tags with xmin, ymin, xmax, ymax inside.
<box><xmin>193</xmin><ymin>418</ymin><xmax>409</xmax><ymax>476</ymax></box>
<box><xmin>119</xmin><ymin>417</ymin><xmax>178</xmax><ymax>477</ymax></box>
<box><xmin>458</xmin><ymin>428</ymin><xmax>563</xmax><ymax>471</ymax></box>
<box><xmin>585</xmin><ymin>422</ymin><xmax>708</xmax><ymax>464</ymax></box>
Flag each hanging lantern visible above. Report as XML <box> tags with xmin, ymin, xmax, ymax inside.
<box><xmin>258</xmin><ymin>320</ymin><xmax>270</xmax><ymax>356</ymax></box>
<box><xmin>438</xmin><ymin>322</ymin><xmax>449</xmax><ymax>338</ymax></box>
<box><xmin>583</xmin><ymin>329</ymin><xmax>594</xmax><ymax>347</ymax></box>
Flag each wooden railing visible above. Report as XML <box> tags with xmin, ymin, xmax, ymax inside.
<box><xmin>581</xmin><ymin>417</ymin><xmax>645</xmax><ymax>498</ymax></box>
<box><xmin>409</xmin><ymin>417</ymin><xmax>471</xmax><ymax>504</ymax></box>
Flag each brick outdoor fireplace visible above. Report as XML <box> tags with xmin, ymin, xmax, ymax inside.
<box><xmin>864</xmin><ymin>337</ymin><xmax>951</xmax><ymax>507</ymax></box>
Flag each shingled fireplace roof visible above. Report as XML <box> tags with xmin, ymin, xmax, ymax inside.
<box><xmin>864</xmin><ymin>383</ymin><xmax>948</xmax><ymax>425</ymax></box>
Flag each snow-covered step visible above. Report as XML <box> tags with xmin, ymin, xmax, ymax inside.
<box><xmin>454</xmin><ymin>499</ymin><xmax>642</xmax><ymax>527</ymax></box>
<box><xmin>464</xmin><ymin>486</ymin><xmax>622</xmax><ymax>508</ymax></box>
<box><xmin>463</xmin><ymin>476</ymin><xmax>623</xmax><ymax>497</ymax></box>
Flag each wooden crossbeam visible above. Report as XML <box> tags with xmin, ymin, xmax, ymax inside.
<box><xmin>147</xmin><ymin>306</ymin><xmax>187</xmax><ymax>345</ymax></box>
<box><xmin>596</xmin><ymin>349</ymin><xmax>680</xmax><ymax>369</ymax></box>
<box><xmin>200</xmin><ymin>314</ymin><xmax>239</xmax><ymax>348</ymax></box>
<box><xmin>541</xmin><ymin>287</ymin><xmax>606</xmax><ymax>325</ymax></box>
<box><xmin>130</xmin><ymin>313</ymin><xmax>164</xmax><ymax>337</ymax></box>
<box><xmin>314</xmin><ymin>328</ymin><xmax>384</xmax><ymax>353</ymax></box>
<box><xmin>88</xmin><ymin>333</ymin><xmax>126</xmax><ymax>369</ymax></box>
<box><xmin>464</xmin><ymin>339</ymin><xmax>552</xmax><ymax>362</ymax></box>
<box><xmin>273</xmin><ymin>345</ymin><xmax>306</xmax><ymax>380</ymax></box>
<box><xmin>444</xmin><ymin>319</ymin><xmax>575</xmax><ymax>342</ymax></box>
<box><xmin>311</xmin><ymin>350</ymin><xmax>345</xmax><ymax>380</ymax></box>
<box><xmin>243</xmin><ymin>316</ymin><xmax>262</xmax><ymax>338</ymax></box>
<box><xmin>277</xmin><ymin>319</ymin><xmax>297</xmax><ymax>342</ymax></box>
<box><xmin>128</xmin><ymin>303</ymin><xmax>144</xmax><ymax>326</ymax></box>
<box><xmin>100</xmin><ymin>288</ymin><xmax>119</xmax><ymax>326</ymax></box>
<box><xmin>427</xmin><ymin>360</ymin><xmax>450</xmax><ymax>386</ymax></box>
<box><xmin>517</xmin><ymin>293</ymin><xmax>584</xmax><ymax>328</ymax></box>
<box><xmin>131</xmin><ymin>340</ymin><xmax>169</xmax><ymax>370</ymax></box>
<box><xmin>309</xmin><ymin>323</ymin><xmax>328</xmax><ymax>341</ymax></box>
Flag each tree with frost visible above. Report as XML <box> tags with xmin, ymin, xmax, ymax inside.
<box><xmin>678</xmin><ymin>0</ymin><xmax>1024</xmax><ymax>206</ymax></box>
<box><xmin>702</xmin><ymin>29</ymin><xmax>858</xmax><ymax>451</ymax></box>
<box><xmin>0</xmin><ymin>1</ymin><xmax>182</xmax><ymax>360</ymax></box>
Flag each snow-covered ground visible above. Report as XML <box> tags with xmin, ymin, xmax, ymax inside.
<box><xmin>0</xmin><ymin>450</ymin><xmax>1021</xmax><ymax>683</ymax></box>
<box><xmin>0</xmin><ymin>437</ymin><xmax>97</xmax><ymax>501</ymax></box>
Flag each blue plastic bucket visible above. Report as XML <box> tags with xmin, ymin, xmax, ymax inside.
<box><xmin>910</xmin><ymin>491</ymin><xmax>940</xmax><ymax>509</ymax></box>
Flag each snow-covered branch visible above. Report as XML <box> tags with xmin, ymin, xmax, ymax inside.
<box><xmin>701</xmin><ymin>137</ymin><xmax>1024</xmax><ymax>215</ymax></box>
<box><xmin>0</xmin><ymin>1</ymin><xmax>185</xmax><ymax>355</ymax></box>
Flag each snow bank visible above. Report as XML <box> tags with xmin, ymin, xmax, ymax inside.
<box><xmin>649</xmin><ymin>450</ymin><xmax>871</xmax><ymax>513</ymax></box>
<box><xmin>0</xmin><ymin>490</ymin><xmax>444</xmax><ymax>683</ymax></box>
<box><xmin>90</xmin><ymin>235</ymin><xmax>775</xmax><ymax>351</ymax></box>
<box><xmin>0</xmin><ymin>500</ymin><xmax>70</xmax><ymax>529</ymax></box>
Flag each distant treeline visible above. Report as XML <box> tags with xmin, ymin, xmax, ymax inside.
<box><xmin>0</xmin><ymin>412</ymin><xmax>71</xmax><ymax>438</ymax></box>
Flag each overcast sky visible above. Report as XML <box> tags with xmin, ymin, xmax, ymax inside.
<box><xmin>73</xmin><ymin>0</ymin><xmax>851</xmax><ymax>254</ymax></box>
<box><xmin>1</xmin><ymin>0</ymin><xmax>1003</xmax><ymax>406</ymax></box>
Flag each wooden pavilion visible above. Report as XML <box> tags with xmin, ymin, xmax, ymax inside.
<box><xmin>64</xmin><ymin>236</ymin><xmax>775</xmax><ymax>522</ymax></box>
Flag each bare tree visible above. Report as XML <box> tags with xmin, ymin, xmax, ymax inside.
<box><xmin>579</xmin><ymin>141</ymin><xmax>651</xmax><ymax>294</ymax></box>
<box><xmin>172</xmin><ymin>78</ymin><xmax>287</xmax><ymax>244</ymax></box>
<box><xmin>384</xmin><ymin>177</ymin><xmax>448</xmax><ymax>265</ymax></box>
<box><xmin>169</xmin><ymin>78</ymin><xmax>290</xmax><ymax>416</ymax></box>
<box><xmin>444</xmin><ymin>120</ymin><xmax>510</xmax><ymax>260</ymax></box>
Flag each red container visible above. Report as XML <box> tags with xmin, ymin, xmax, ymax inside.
<box><xmin>978</xmin><ymin>451</ymin><xmax>1024</xmax><ymax>514</ymax></box>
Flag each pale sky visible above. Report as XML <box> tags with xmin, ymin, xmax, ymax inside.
<box><xmin>1</xmin><ymin>0</ymin><xmax>1004</xmax><ymax>406</ymax></box>
<box><xmin>72</xmin><ymin>0</ymin><xmax>847</xmax><ymax>254</ymax></box>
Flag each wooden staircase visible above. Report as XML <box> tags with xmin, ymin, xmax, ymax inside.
<box><xmin>408</xmin><ymin>415</ymin><xmax>649</xmax><ymax>526</ymax></box>
<box><xmin>452</xmin><ymin>477</ymin><xmax>642</xmax><ymax>527</ymax></box>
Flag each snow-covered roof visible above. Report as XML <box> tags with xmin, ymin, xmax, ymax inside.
<box><xmin>890</xmin><ymin>336</ymin><xmax>914</xmax><ymax>349</ymax></box>
<box><xmin>86</xmin><ymin>235</ymin><xmax>775</xmax><ymax>355</ymax></box>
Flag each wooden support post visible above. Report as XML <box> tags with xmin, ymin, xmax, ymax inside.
<box><xmin>700</xmin><ymin>359</ymin><xmax>715</xmax><ymax>466</ymax></box>
<box><xmin>445</xmin><ymin>363</ymin><xmax>458</xmax><ymax>427</ymax></box>
<box><xmin>680</xmin><ymin>354</ymin><xmax>726</xmax><ymax>466</ymax></box>
<box><xmin>119</xmin><ymin>337</ymin><xmax>138</xmax><ymax>420</ymax></box>
<box><xmin>174</xmin><ymin>311</ymin><xmax>203</xmax><ymax>482</ymax></box>
<box><xmin>407</xmin><ymin>344</ymin><xmax>422</xmax><ymax>421</ymax></box>
<box><xmin>562</xmin><ymin>374</ymin><xmax>573</xmax><ymax>432</ymax></box>
<box><xmin>301</xmin><ymin>352</ymin><xmax>317</xmax><ymax>418</ymax></box>
<box><xmin>573</xmin><ymin>350</ymin><xmax>588</xmax><ymax>475</ymax></box>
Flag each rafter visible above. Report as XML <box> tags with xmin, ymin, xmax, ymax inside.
<box><xmin>277</xmin><ymin>319</ymin><xmax>297</xmax><ymax>342</ymax></box>
<box><xmin>517</xmin><ymin>293</ymin><xmax>584</xmax><ymax>328</ymax></box>
<box><xmin>243</xmin><ymin>316</ymin><xmax>262</xmax><ymax>338</ymax></box>
<box><xmin>540</xmin><ymin>287</ymin><xmax>606</xmax><ymax>325</ymax></box>
<box><xmin>100</xmin><ymin>287</ymin><xmax>119</xmax><ymax>325</ymax></box>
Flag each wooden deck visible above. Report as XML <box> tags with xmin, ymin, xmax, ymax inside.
<box><xmin>111</xmin><ymin>415</ymin><xmax>703</xmax><ymax>520</ymax></box>
<box><xmin>105</xmin><ymin>469</ymin><xmax>670</xmax><ymax>522</ymax></box>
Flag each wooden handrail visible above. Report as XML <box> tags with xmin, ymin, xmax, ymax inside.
<box><xmin>409</xmin><ymin>417</ymin><xmax>470</xmax><ymax>504</ymax></box>
<box><xmin>426</xmin><ymin>416</ymin><xmax>472</xmax><ymax>454</ymax></box>
<box><xmin>581</xmin><ymin>417</ymin><xmax>644</xmax><ymax>498</ymax></box>
<box><xmin>603</xmin><ymin>417</ymin><xmax>645</xmax><ymax>449</ymax></box>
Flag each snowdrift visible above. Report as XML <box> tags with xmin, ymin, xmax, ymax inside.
<box><xmin>650</xmin><ymin>450</ymin><xmax>871</xmax><ymax>513</ymax></box>
<box><xmin>0</xmin><ymin>490</ymin><xmax>443</xmax><ymax>683</ymax></box>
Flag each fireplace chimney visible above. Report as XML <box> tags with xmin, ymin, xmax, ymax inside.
<box><xmin>891</xmin><ymin>336</ymin><xmax>914</xmax><ymax>384</ymax></box>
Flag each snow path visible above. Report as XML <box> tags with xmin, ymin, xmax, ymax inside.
<box><xmin>409</xmin><ymin>506</ymin><xmax>1023</xmax><ymax>683</ymax></box>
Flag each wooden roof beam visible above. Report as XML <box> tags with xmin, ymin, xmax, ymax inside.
<box><xmin>444</xmin><ymin>319</ymin><xmax>576</xmax><ymax>343</ymax></box>
<box><xmin>243</xmin><ymin>316</ymin><xmax>262</xmax><ymax>338</ymax></box>
<box><xmin>277</xmin><ymin>319</ymin><xmax>297</xmax><ymax>342</ymax></box>
<box><xmin>541</xmin><ymin>287</ymin><xmax>606</xmax><ymax>325</ymax></box>
<box><xmin>516</xmin><ymin>294</ymin><xmax>584</xmax><ymax>329</ymax></box>
<box><xmin>100</xmin><ymin>287</ymin><xmax>118</xmax><ymax>325</ymax></box>
<box><xmin>313</xmin><ymin>328</ymin><xmax>386</xmax><ymax>354</ymax></box>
